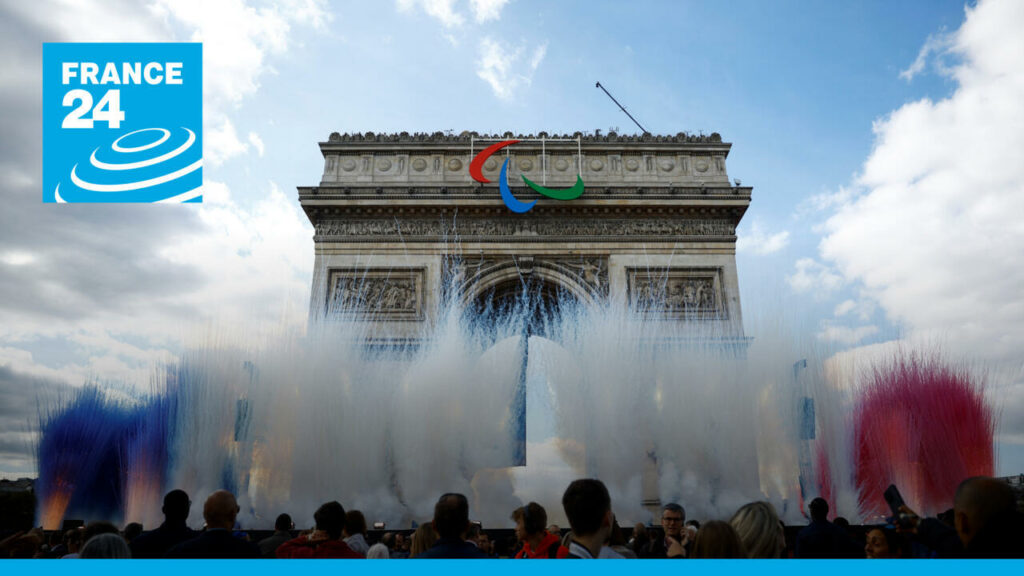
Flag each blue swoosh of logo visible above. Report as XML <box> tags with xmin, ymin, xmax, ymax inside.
<box><xmin>499</xmin><ymin>158</ymin><xmax>536</xmax><ymax>214</ymax></box>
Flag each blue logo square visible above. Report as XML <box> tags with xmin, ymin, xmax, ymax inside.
<box><xmin>42</xmin><ymin>43</ymin><xmax>203</xmax><ymax>203</ymax></box>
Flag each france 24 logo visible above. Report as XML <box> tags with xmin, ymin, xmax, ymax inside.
<box><xmin>43</xmin><ymin>43</ymin><xmax>202</xmax><ymax>203</ymax></box>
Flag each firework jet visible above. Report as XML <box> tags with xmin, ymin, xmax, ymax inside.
<box><xmin>854</xmin><ymin>352</ymin><xmax>994</xmax><ymax>518</ymax></box>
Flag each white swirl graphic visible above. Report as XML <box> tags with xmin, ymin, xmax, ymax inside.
<box><xmin>111</xmin><ymin>128</ymin><xmax>170</xmax><ymax>152</ymax></box>
<box><xmin>54</xmin><ymin>126</ymin><xmax>202</xmax><ymax>203</ymax></box>
<box><xmin>90</xmin><ymin>128</ymin><xmax>195</xmax><ymax>171</ymax></box>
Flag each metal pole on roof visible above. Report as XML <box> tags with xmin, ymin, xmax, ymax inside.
<box><xmin>595</xmin><ymin>81</ymin><xmax>649</xmax><ymax>134</ymax></box>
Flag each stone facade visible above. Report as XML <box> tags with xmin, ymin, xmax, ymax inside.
<box><xmin>299</xmin><ymin>131</ymin><xmax>751</xmax><ymax>342</ymax></box>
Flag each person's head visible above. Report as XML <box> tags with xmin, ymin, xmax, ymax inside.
<box><xmin>478</xmin><ymin>532</ymin><xmax>492</xmax><ymax>554</ymax></box>
<box><xmin>162</xmin><ymin>489</ymin><xmax>191</xmax><ymax>523</ymax></box>
<box><xmin>274</xmin><ymin>513</ymin><xmax>293</xmax><ymax>532</ymax></box>
<box><xmin>730</xmin><ymin>501</ymin><xmax>785</xmax><ymax>559</ymax></box>
<box><xmin>834</xmin><ymin>517</ymin><xmax>850</xmax><ymax>530</ymax></box>
<box><xmin>547</xmin><ymin>524</ymin><xmax>561</xmax><ymax>535</ymax></box>
<box><xmin>313</xmin><ymin>501</ymin><xmax>346</xmax><ymax>540</ymax></box>
<box><xmin>64</xmin><ymin>528</ymin><xmax>84</xmax><ymax>554</ymax></box>
<box><xmin>345</xmin><ymin>509</ymin><xmax>367</xmax><ymax>537</ymax></box>
<box><xmin>660</xmin><ymin>502</ymin><xmax>685</xmax><ymax>538</ymax></box>
<box><xmin>632</xmin><ymin>522</ymin><xmax>649</xmax><ymax>544</ymax></box>
<box><xmin>82</xmin><ymin>521</ymin><xmax>119</xmax><ymax>544</ymax></box>
<box><xmin>511</xmin><ymin>502</ymin><xmax>548</xmax><ymax>541</ymax></box>
<box><xmin>123</xmin><ymin>522</ymin><xmax>144</xmax><ymax>542</ymax></box>
<box><xmin>864</xmin><ymin>527</ymin><xmax>904</xmax><ymax>559</ymax></box>
<box><xmin>432</xmin><ymin>493</ymin><xmax>470</xmax><ymax>539</ymax></box>
<box><xmin>80</xmin><ymin>533</ymin><xmax>131</xmax><ymax>559</ymax></box>
<box><xmin>692</xmin><ymin>520</ymin><xmax>747</xmax><ymax>559</ymax></box>
<box><xmin>366</xmin><ymin>542</ymin><xmax>390</xmax><ymax>559</ymax></box>
<box><xmin>381</xmin><ymin>532</ymin><xmax>395</xmax><ymax>549</ymax></box>
<box><xmin>203</xmin><ymin>490</ymin><xmax>240</xmax><ymax>531</ymax></box>
<box><xmin>562</xmin><ymin>479</ymin><xmax>612</xmax><ymax>540</ymax></box>
<box><xmin>953</xmin><ymin>476</ymin><xmax>1016</xmax><ymax>547</ymax></box>
<box><xmin>809</xmin><ymin>497</ymin><xmax>829</xmax><ymax>522</ymax></box>
<box><xmin>410</xmin><ymin>523</ymin><xmax>437</xmax><ymax>558</ymax></box>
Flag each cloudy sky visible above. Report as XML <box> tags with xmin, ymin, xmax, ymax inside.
<box><xmin>1</xmin><ymin>0</ymin><xmax>1023</xmax><ymax>478</ymax></box>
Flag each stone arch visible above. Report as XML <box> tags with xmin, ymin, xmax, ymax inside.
<box><xmin>459</xmin><ymin>260</ymin><xmax>600</xmax><ymax>310</ymax></box>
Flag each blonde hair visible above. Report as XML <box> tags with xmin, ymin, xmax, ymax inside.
<box><xmin>409</xmin><ymin>523</ymin><xmax>437</xmax><ymax>558</ymax></box>
<box><xmin>729</xmin><ymin>501</ymin><xmax>784</xmax><ymax>559</ymax></box>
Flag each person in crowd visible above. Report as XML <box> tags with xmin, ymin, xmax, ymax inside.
<box><xmin>794</xmin><ymin>498</ymin><xmax>860</xmax><ymax>558</ymax></box>
<box><xmin>397</xmin><ymin>531</ymin><xmax>412</xmax><ymax>557</ymax></box>
<box><xmin>276</xmin><ymin>501</ymin><xmax>364</xmax><ymax>558</ymax></box>
<box><xmin>382</xmin><ymin>531</ymin><xmax>409</xmax><ymax>559</ymax></box>
<box><xmin>511</xmin><ymin>501</ymin><xmax>569</xmax><ymax>558</ymax></box>
<box><xmin>639</xmin><ymin>502</ymin><xmax>687</xmax><ymax>558</ymax></box>
<box><xmin>691</xmin><ymin>520</ymin><xmax>747</xmax><ymax>559</ymax></box>
<box><xmin>166</xmin><ymin>490</ymin><xmax>261</xmax><ymax>558</ymax></box>
<box><xmin>477</xmin><ymin>531</ymin><xmax>496</xmax><ymax>557</ymax></box>
<box><xmin>122</xmin><ymin>522</ymin><xmax>143</xmax><ymax>543</ymax></box>
<box><xmin>730</xmin><ymin>501</ymin><xmax>785</xmax><ymax>559</ymax></box>
<box><xmin>561</xmin><ymin>478</ymin><xmax>614</xmax><ymax>559</ymax></box>
<box><xmin>629</xmin><ymin>522</ymin><xmax>649</xmax><ymax>554</ymax></box>
<box><xmin>257</xmin><ymin>513</ymin><xmax>294</xmax><ymax>558</ymax></box>
<box><xmin>864</xmin><ymin>527</ymin><xmax>905</xmax><ymax>559</ymax></box>
<box><xmin>61</xmin><ymin>529</ymin><xmax>84</xmax><ymax>559</ymax></box>
<box><xmin>366</xmin><ymin>542</ymin><xmax>390</xmax><ymax>559</ymax></box>
<box><xmin>130</xmin><ymin>489</ymin><xmax>197</xmax><ymax>559</ymax></box>
<box><xmin>80</xmin><ymin>533</ymin><xmax>131</xmax><ymax>559</ymax></box>
<box><xmin>416</xmin><ymin>493</ymin><xmax>488</xmax><ymax>558</ymax></box>
<box><xmin>907</xmin><ymin>476</ymin><xmax>1024</xmax><ymax>558</ymax></box>
<box><xmin>343</xmin><ymin>509</ymin><xmax>369</xmax><ymax>555</ymax></box>
<box><xmin>547</xmin><ymin>524</ymin><xmax>561</xmax><ymax>535</ymax></box>
<box><xmin>606</xmin><ymin>518</ymin><xmax>636</xmax><ymax>558</ymax></box>
<box><xmin>409</xmin><ymin>524</ymin><xmax>437</xmax><ymax>558</ymax></box>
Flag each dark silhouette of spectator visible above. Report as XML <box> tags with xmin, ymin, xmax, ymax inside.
<box><xmin>629</xmin><ymin>522</ymin><xmax>649</xmax><ymax>554</ymax></box>
<box><xmin>130</xmin><ymin>489</ymin><xmax>197</xmax><ymax>559</ymax></box>
<box><xmin>562</xmin><ymin>478</ymin><xmax>613</xmax><ymax>559</ymax></box>
<box><xmin>61</xmin><ymin>529</ymin><xmax>84</xmax><ymax>559</ymax></box>
<box><xmin>166</xmin><ymin>490</ymin><xmax>261</xmax><ymax>558</ymax></box>
<box><xmin>477</xmin><ymin>531</ymin><xmax>495</xmax><ymax>557</ymax></box>
<box><xmin>409</xmin><ymin>524</ymin><xmax>436</xmax><ymax>558</ymax></box>
<box><xmin>639</xmin><ymin>502</ymin><xmax>687</xmax><ymax>558</ymax></box>
<box><xmin>80</xmin><ymin>533</ymin><xmax>131</xmax><ymax>559</ymax></box>
<box><xmin>415</xmin><ymin>493</ymin><xmax>488</xmax><ymax>558</ymax></box>
<box><xmin>730</xmin><ymin>501</ymin><xmax>785</xmax><ymax>558</ymax></box>
<box><xmin>912</xmin><ymin>476</ymin><xmax>1024</xmax><ymax>558</ymax></box>
<box><xmin>607</xmin><ymin>517</ymin><xmax>636</xmax><ymax>558</ymax></box>
<box><xmin>511</xmin><ymin>502</ymin><xmax>568</xmax><ymax>558</ymax></box>
<box><xmin>82</xmin><ymin>521</ymin><xmax>119</xmax><ymax>544</ymax></box>
<box><xmin>795</xmin><ymin>498</ymin><xmax>860</xmax><ymax>558</ymax></box>
<box><xmin>692</xmin><ymin>520</ymin><xmax>747</xmax><ymax>558</ymax></box>
<box><xmin>123</xmin><ymin>522</ymin><xmax>143</xmax><ymax>543</ymax></box>
<box><xmin>864</xmin><ymin>527</ymin><xmax>905</xmax><ymax>558</ymax></box>
<box><xmin>257</xmin><ymin>513</ymin><xmax>293</xmax><ymax>558</ymax></box>
<box><xmin>343</xmin><ymin>509</ymin><xmax>369</xmax><ymax>554</ymax></box>
<box><xmin>381</xmin><ymin>531</ymin><xmax>409</xmax><ymax>558</ymax></box>
<box><xmin>277</xmin><ymin>501</ymin><xmax>364</xmax><ymax>558</ymax></box>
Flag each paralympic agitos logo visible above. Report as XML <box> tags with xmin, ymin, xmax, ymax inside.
<box><xmin>469</xmin><ymin>139</ymin><xmax>585</xmax><ymax>213</ymax></box>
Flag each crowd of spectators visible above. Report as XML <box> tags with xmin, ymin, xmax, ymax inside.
<box><xmin>2</xmin><ymin>475</ymin><xmax>1021</xmax><ymax>559</ymax></box>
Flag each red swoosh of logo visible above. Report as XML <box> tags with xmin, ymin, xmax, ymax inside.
<box><xmin>469</xmin><ymin>139</ymin><xmax>519</xmax><ymax>183</ymax></box>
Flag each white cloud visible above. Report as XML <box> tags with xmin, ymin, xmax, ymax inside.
<box><xmin>899</xmin><ymin>29</ymin><xmax>955</xmax><ymax>82</ymax></box>
<box><xmin>470</xmin><ymin>0</ymin><xmax>510</xmax><ymax>23</ymax></box>
<box><xmin>206</xmin><ymin>117</ymin><xmax>250</xmax><ymax>165</ymax></box>
<box><xmin>817</xmin><ymin>323</ymin><xmax>879</xmax><ymax>346</ymax></box>
<box><xmin>787</xmin><ymin>258</ymin><xmax>843</xmax><ymax>296</ymax></box>
<box><xmin>736</xmin><ymin>221</ymin><xmax>790</xmax><ymax>255</ymax></box>
<box><xmin>396</xmin><ymin>0</ymin><xmax>465</xmax><ymax>28</ymax></box>
<box><xmin>476</xmin><ymin>37</ymin><xmax>547</xmax><ymax>101</ymax></box>
<box><xmin>819</xmin><ymin>0</ymin><xmax>1024</xmax><ymax>365</ymax></box>
<box><xmin>248</xmin><ymin>131</ymin><xmax>265</xmax><ymax>157</ymax></box>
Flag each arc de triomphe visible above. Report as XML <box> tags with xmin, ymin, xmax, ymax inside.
<box><xmin>299</xmin><ymin>131</ymin><xmax>750</xmax><ymax>345</ymax></box>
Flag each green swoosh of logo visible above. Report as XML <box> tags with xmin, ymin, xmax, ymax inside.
<box><xmin>521</xmin><ymin>174</ymin><xmax>585</xmax><ymax>201</ymax></box>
